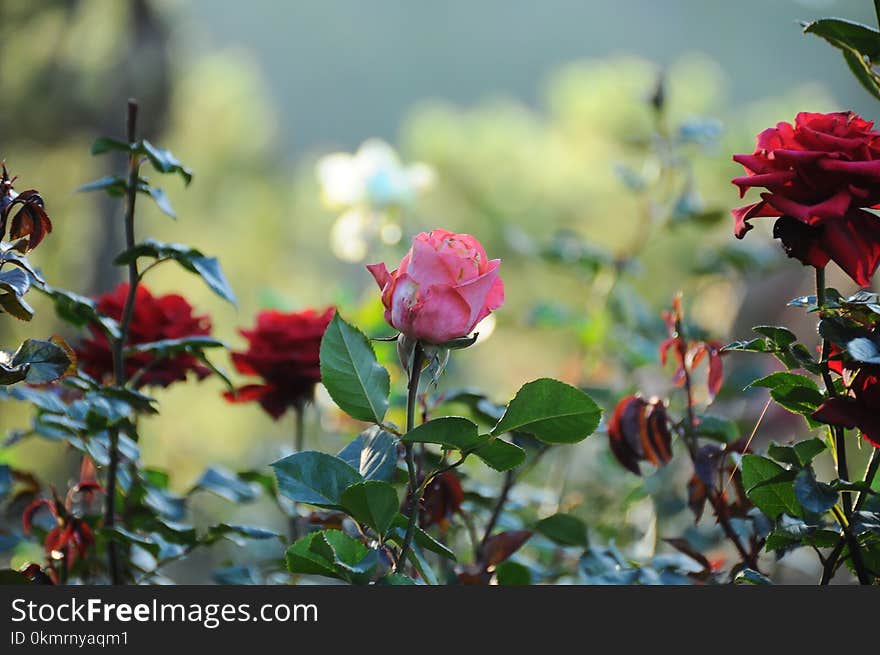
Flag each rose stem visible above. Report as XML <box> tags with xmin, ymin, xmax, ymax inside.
<box><xmin>676</xmin><ymin>312</ymin><xmax>755</xmax><ymax>568</ymax></box>
<box><xmin>395</xmin><ymin>344</ymin><xmax>425</xmax><ymax>573</ymax></box>
<box><xmin>106</xmin><ymin>99</ymin><xmax>141</xmax><ymax>585</ymax></box>
<box><xmin>478</xmin><ymin>469</ymin><xmax>515</xmax><ymax>557</ymax></box>
<box><xmin>294</xmin><ymin>403</ymin><xmax>305</xmax><ymax>453</ymax></box>
<box><xmin>815</xmin><ymin>266</ymin><xmax>871</xmax><ymax>585</ymax></box>
<box><xmin>288</xmin><ymin>403</ymin><xmax>306</xmax><ymax>541</ymax></box>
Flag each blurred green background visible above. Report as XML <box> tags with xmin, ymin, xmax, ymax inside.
<box><xmin>2</xmin><ymin>0</ymin><xmax>877</xmax><ymax>582</ymax></box>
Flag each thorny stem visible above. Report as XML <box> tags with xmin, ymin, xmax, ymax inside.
<box><xmin>820</xmin><ymin>449</ymin><xmax>879</xmax><ymax>584</ymax></box>
<box><xmin>288</xmin><ymin>404</ymin><xmax>306</xmax><ymax>541</ymax></box>
<box><xmin>105</xmin><ymin>99</ymin><xmax>141</xmax><ymax>586</ymax></box>
<box><xmin>815</xmin><ymin>267</ymin><xmax>872</xmax><ymax>585</ymax></box>
<box><xmin>676</xmin><ymin>313</ymin><xmax>756</xmax><ymax>569</ymax></box>
<box><xmin>479</xmin><ymin>469</ymin><xmax>515</xmax><ymax>557</ymax></box>
<box><xmin>294</xmin><ymin>403</ymin><xmax>305</xmax><ymax>454</ymax></box>
<box><xmin>395</xmin><ymin>345</ymin><xmax>425</xmax><ymax>573</ymax></box>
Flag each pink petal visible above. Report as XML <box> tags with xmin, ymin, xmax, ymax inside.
<box><xmin>454</xmin><ymin>259</ymin><xmax>503</xmax><ymax>330</ymax></box>
<box><xmin>410</xmin><ymin>284</ymin><xmax>472</xmax><ymax>343</ymax></box>
<box><xmin>366</xmin><ymin>262</ymin><xmax>391</xmax><ymax>290</ymax></box>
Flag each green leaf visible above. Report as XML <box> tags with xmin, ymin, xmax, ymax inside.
<box><xmin>286</xmin><ymin>532</ymin><xmax>339</xmax><ymax>579</ymax></box>
<box><xmin>378</xmin><ymin>573</ymin><xmax>421</xmax><ymax>585</ymax></box>
<box><xmin>794</xmin><ymin>467</ymin><xmax>838</xmax><ymax>514</ymax></box>
<box><xmin>336</xmin><ymin>426</ymin><xmax>399</xmax><ymax>482</ymax></box>
<box><xmin>534</xmin><ymin>513</ymin><xmax>589</xmax><ymax>547</ymax></box>
<box><xmin>767</xmin><ymin>438</ymin><xmax>826</xmax><ymax>468</ymax></box>
<box><xmin>124</xmin><ymin>335</ymin><xmax>226</xmax><ymax>357</ymax></box>
<box><xmin>76</xmin><ymin>175</ymin><xmax>128</xmax><ymax>196</ymax></box>
<box><xmin>491</xmin><ymin>378</ymin><xmax>602</xmax><ymax>444</ymax></box>
<box><xmin>734</xmin><ymin>568</ymin><xmax>773</xmax><ymax>585</ymax></box>
<box><xmin>191</xmin><ymin>467</ymin><xmax>257</xmax><ymax>503</ymax></box>
<box><xmin>339</xmin><ymin>480</ymin><xmax>399</xmax><ymax>536</ymax></box>
<box><xmin>694</xmin><ymin>414</ymin><xmax>740</xmax><ymax>443</ymax></box>
<box><xmin>320</xmin><ymin>314</ymin><xmax>390</xmax><ymax>424</ymax></box>
<box><xmin>752</xmin><ymin>325</ymin><xmax>797</xmax><ymax>348</ymax></box>
<box><xmin>138</xmin><ymin>184</ymin><xmax>177</xmax><ymax>219</ymax></box>
<box><xmin>401</xmin><ymin>416</ymin><xmax>483</xmax><ymax>450</ymax></box>
<box><xmin>741</xmin><ymin>454</ymin><xmax>801</xmax><ymax>519</ymax></box>
<box><xmin>803</xmin><ymin>18</ymin><xmax>880</xmax><ymax>100</ymax></box>
<box><xmin>472</xmin><ymin>438</ymin><xmax>526</xmax><ymax>471</ymax></box>
<box><xmin>389</xmin><ymin>515</ymin><xmax>456</xmax><ymax>561</ymax></box>
<box><xmin>11</xmin><ymin>339</ymin><xmax>71</xmax><ymax>384</ymax></box>
<box><xmin>748</xmin><ymin>372</ymin><xmax>823</xmax><ymax>425</ymax></box>
<box><xmin>114</xmin><ymin>239</ymin><xmax>236</xmax><ymax>305</ymax></box>
<box><xmin>139</xmin><ymin>140</ymin><xmax>193</xmax><ymax>185</ymax></box>
<box><xmin>38</xmin><ymin>284</ymin><xmax>121</xmax><ymax>338</ymax></box>
<box><xmin>495</xmin><ymin>561</ymin><xmax>532</xmax><ymax>585</ymax></box>
<box><xmin>310</xmin><ymin>530</ymin><xmax>379</xmax><ymax>585</ymax></box>
<box><xmin>0</xmin><ymin>268</ymin><xmax>33</xmax><ymax>321</ymax></box>
<box><xmin>272</xmin><ymin>451</ymin><xmax>363</xmax><ymax>508</ymax></box>
<box><xmin>204</xmin><ymin>523</ymin><xmax>279</xmax><ymax>545</ymax></box>
<box><xmin>90</xmin><ymin>137</ymin><xmax>131</xmax><ymax>155</ymax></box>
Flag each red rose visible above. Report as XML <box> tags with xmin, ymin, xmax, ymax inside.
<box><xmin>732</xmin><ymin>111</ymin><xmax>880</xmax><ymax>286</ymax></box>
<box><xmin>77</xmin><ymin>283</ymin><xmax>212</xmax><ymax>388</ymax></box>
<box><xmin>608</xmin><ymin>395</ymin><xmax>673</xmax><ymax>475</ymax></box>
<box><xmin>225</xmin><ymin>307</ymin><xmax>335</xmax><ymax>420</ymax></box>
<box><xmin>813</xmin><ymin>366</ymin><xmax>880</xmax><ymax>447</ymax></box>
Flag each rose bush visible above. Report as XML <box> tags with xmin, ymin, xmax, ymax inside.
<box><xmin>367</xmin><ymin>229</ymin><xmax>504</xmax><ymax>344</ymax></box>
<box><xmin>732</xmin><ymin>111</ymin><xmax>880</xmax><ymax>286</ymax></box>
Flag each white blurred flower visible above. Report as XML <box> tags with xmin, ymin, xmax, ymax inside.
<box><xmin>316</xmin><ymin>139</ymin><xmax>435</xmax><ymax>211</ymax></box>
<box><xmin>330</xmin><ymin>208</ymin><xmax>372</xmax><ymax>263</ymax></box>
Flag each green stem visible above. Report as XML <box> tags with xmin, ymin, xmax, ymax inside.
<box><xmin>105</xmin><ymin>99</ymin><xmax>141</xmax><ymax>586</ymax></box>
<box><xmin>815</xmin><ymin>266</ymin><xmax>873</xmax><ymax>585</ymax></box>
<box><xmin>395</xmin><ymin>344</ymin><xmax>425</xmax><ymax>573</ymax></box>
<box><xmin>821</xmin><ymin>449</ymin><xmax>879</xmax><ymax>584</ymax></box>
<box><xmin>294</xmin><ymin>403</ymin><xmax>305</xmax><ymax>453</ymax></box>
<box><xmin>677</xmin><ymin>314</ymin><xmax>754</xmax><ymax>568</ymax></box>
<box><xmin>816</xmin><ymin>268</ymin><xmax>852</xmax><ymax>513</ymax></box>
<box><xmin>478</xmin><ymin>469</ymin><xmax>514</xmax><ymax>557</ymax></box>
<box><xmin>855</xmin><ymin>448</ymin><xmax>880</xmax><ymax>513</ymax></box>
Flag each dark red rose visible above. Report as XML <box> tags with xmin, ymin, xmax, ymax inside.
<box><xmin>0</xmin><ymin>163</ymin><xmax>52</xmax><ymax>252</ymax></box>
<box><xmin>77</xmin><ymin>283</ymin><xmax>212</xmax><ymax>388</ymax></box>
<box><xmin>813</xmin><ymin>366</ymin><xmax>880</xmax><ymax>447</ymax></box>
<box><xmin>732</xmin><ymin>111</ymin><xmax>880</xmax><ymax>286</ymax></box>
<box><xmin>224</xmin><ymin>307</ymin><xmax>334</xmax><ymax>420</ymax></box>
<box><xmin>419</xmin><ymin>471</ymin><xmax>464</xmax><ymax>529</ymax></box>
<box><xmin>608</xmin><ymin>395</ymin><xmax>673</xmax><ymax>475</ymax></box>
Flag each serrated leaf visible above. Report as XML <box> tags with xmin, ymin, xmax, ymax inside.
<box><xmin>339</xmin><ymin>480</ymin><xmax>398</xmax><ymax>536</ymax></box>
<box><xmin>272</xmin><ymin>451</ymin><xmax>363</xmax><ymax>508</ymax></box>
<box><xmin>741</xmin><ymin>454</ymin><xmax>801</xmax><ymax>519</ymax></box>
<box><xmin>115</xmin><ymin>239</ymin><xmax>236</xmax><ymax>305</ymax></box>
<box><xmin>491</xmin><ymin>378</ymin><xmax>602</xmax><ymax>444</ymax></box>
<box><xmin>320</xmin><ymin>314</ymin><xmax>390</xmax><ymax>424</ymax></box>
<box><xmin>534</xmin><ymin>513</ymin><xmax>589</xmax><ymax>547</ymax></box>
<box><xmin>794</xmin><ymin>467</ymin><xmax>838</xmax><ymax>514</ymax></box>
<box><xmin>336</xmin><ymin>426</ymin><xmax>399</xmax><ymax>481</ymax></box>
<box><xmin>11</xmin><ymin>339</ymin><xmax>72</xmax><ymax>384</ymax></box>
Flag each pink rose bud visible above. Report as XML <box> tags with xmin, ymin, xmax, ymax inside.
<box><xmin>367</xmin><ymin>229</ymin><xmax>504</xmax><ymax>344</ymax></box>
